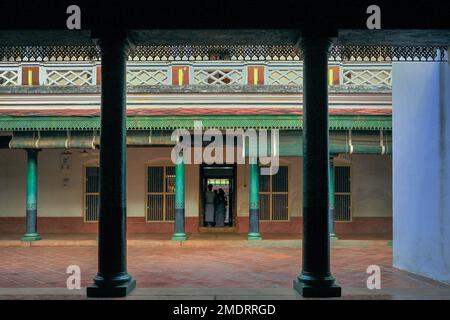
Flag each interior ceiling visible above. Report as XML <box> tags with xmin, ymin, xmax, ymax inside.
<box><xmin>0</xmin><ymin>1</ymin><xmax>449</xmax><ymax>46</ymax></box>
<box><xmin>0</xmin><ymin>29</ymin><xmax>449</xmax><ymax>47</ymax></box>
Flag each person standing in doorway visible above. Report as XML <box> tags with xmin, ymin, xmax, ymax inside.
<box><xmin>215</xmin><ymin>188</ymin><xmax>226</xmax><ymax>227</ymax></box>
<box><xmin>204</xmin><ymin>184</ymin><xmax>216</xmax><ymax>227</ymax></box>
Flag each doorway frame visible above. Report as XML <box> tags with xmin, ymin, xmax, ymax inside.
<box><xmin>199</xmin><ymin>163</ymin><xmax>237</xmax><ymax>229</ymax></box>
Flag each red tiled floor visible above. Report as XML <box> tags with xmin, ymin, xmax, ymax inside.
<box><xmin>0</xmin><ymin>244</ymin><xmax>447</xmax><ymax>290</ymax></box>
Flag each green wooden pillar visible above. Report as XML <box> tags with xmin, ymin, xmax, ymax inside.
<box><xmin>21</xmin><ymin>149</ymin><xmax>41</xmax><ymax>241</ymax></box>
<box><xmin>172</xmin><ymin>153</ymin><xmax>187</xmax><ymax>241</ymax></box>
<box><xmin>87</xmin><ymin>34</ymin><xmax>136</xmax><ymax>298</ymax></box>
<box><xmin>293</xmin><ymin>37</ymin><xmax>341</xmax><ymax>298</ymax></box>
<box><xmin>248</xmin><ymin>162</ymin><xmax>262</xmax><ymax>240</ymax></box>
<box><xmin>329</xmin><ymin>156</ymin><xmax>337</xmax><ymax>239</ymax></box>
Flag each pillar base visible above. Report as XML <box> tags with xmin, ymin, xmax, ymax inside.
<box><xmin>293</xmin><ymin>279</ymin><xmax>341</xmax><ymax>298</ymax></box>
<box><xmin>247</xmin><ymin>232</ymin><xmax>262</xmax><ymax>240</ymax></box>
<box><xmin>172</xmin><ymin>233</ymin><xmax>187</xmax><ymax>241</ymax></box>
<box><xmin>21</xmin><ymin>233</ymin><xmax>41</xmax><ymax>241</ymax></box>
<box><xmin>87</xmin><ymin>275</ymin><xmax>136</xmax><ymax>298</ymax></box>
<box><xmin>293</xmin><ymin>273</ymin><xmax>341</xmax><ymax>298</ymax></box>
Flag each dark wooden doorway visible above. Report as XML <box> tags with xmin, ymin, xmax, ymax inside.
<box><xmin>199</xmin><ymin>163</ymin><xmax>237</xmax><ymax>230</ymax></box>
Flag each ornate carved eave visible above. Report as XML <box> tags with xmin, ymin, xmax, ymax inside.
<box><xmin>0</xmin><ymin>45</ymin><xmax>447</xmax><ymax>62</ymax></box>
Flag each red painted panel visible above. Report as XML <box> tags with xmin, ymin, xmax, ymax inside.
<box><xmin>172</xmin><ymin>66</ymin><xmax>189</xmax><ymax>85</ymax></box>
<box><xmin>329</xmin><ymin>66</ymin><xmax>340</xmax><ymax>85</ymax></box>
<box><xmin>96</xmin><ymin>66</ymin><xmax>101</xmax><ymax>85</ymax></box>
<box><xmin>247</xmin><ymin>66</ymin><xmax>264</xmax><ymax>85</ymax></box>
<box><xmin>21</xmin><ymin>66</ymin><xmax>39</xmax><ymax>85</ymax></box>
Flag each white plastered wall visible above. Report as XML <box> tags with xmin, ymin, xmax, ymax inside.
<box><xmin>0</xmin><ymin>149</ymin><xmax>392</xmax><ymax>219</ymax></box>
<box><xmin>392</xmin><ymin>58</ymin><xmax>450</xmax><ymax>283</ymax></box>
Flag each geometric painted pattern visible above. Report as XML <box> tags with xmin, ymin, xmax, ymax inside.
<box><xmin>127</xmin><ymin>68</ymin><xmax>168</xmax><ymax>85</ymax></box>
<box><xmin>45</xmin><ymin>69</ymin><xmax>93</xmax><ymax>86</ymax></box>
<box><xmin>268</xmin><ymin>68</ymin><xmax>303</xmax><ymax>85</ymax></box>
<box><xmin>343</xmin><ymin>67</ymin><xmax>391</xmax><ymax>86</ymax></box>
<box><xmin>0</xmin><ymin>69</ymin><xmax>19</xmax><ymax>85</ymax></box>
<box><xmin>194</xmin><ymin>68</ymin><xmax>243</xmax><ymax>85</ymax></box>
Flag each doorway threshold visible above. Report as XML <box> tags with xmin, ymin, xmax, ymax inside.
<box><xmin>199</xmin><ymin>227</ymin><xmax>237</xmax><ymax>233</ymax></box>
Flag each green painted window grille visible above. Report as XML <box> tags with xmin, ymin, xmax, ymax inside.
<box><xmin>84</xmin><ymin>166</ymin><xmax>99</xmax><ymax>222</ymax></box>
<box><xmin>146</xmin><ymin>166</ymin><xmax>175</xmax><ymax>222</ymax></box>
<box><xmin>259</xmin><ymin>166</ymin><xmax>289</xmax><ymax>221</ymax></box>
<box><xmin>335</xmin><ymin>166</ymin><xmax>352</xmax><ymax>221</ymax></box>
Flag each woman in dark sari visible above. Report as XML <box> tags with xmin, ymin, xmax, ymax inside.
<box><xmin>214</xmin><ymin>188</ymin><xmax>226</xmax><ymax>227</ymax></box>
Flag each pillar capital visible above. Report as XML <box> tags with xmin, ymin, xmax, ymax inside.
<box><xmin>300</xmin><ymin>37</ymin><xmax>333</xmax><ymax>57</ymax></box>
<box><xmin>98</xmin><ymin>37</ymin><xmax>133</xmax><ymax>54</ymax></box>
<box><xmin>93</xmin><ymin>30</ymin><xmax>134</xmax><ymax>58</ymax></box>
<box><xmin>25</xmin><ymin>148</ymin><xmax>40</xmax><ymax>154</ymax></box>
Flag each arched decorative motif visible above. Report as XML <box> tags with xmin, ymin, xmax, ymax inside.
<box><xmin>0</xmin><ymin>45</ymin><xmax>447</xmax><ymax>62</ymax></box>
